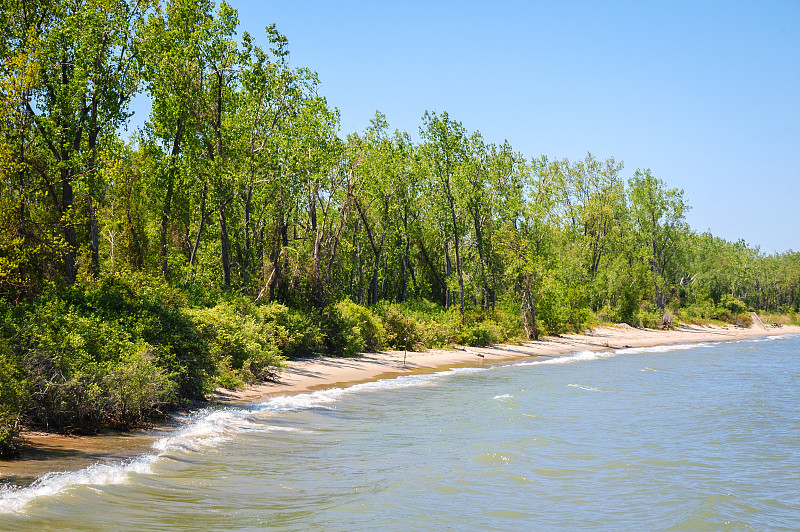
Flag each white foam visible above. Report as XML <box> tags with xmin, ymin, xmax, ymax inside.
<box><xmin>1</xmin><ymin>365</ymin><xmax>479</xmax><ymax>513</ymax></box>
<box><xmin>749</xmin><ymin>334</ymin><xmax>798</xmax><ymax>342</ymax></box>
<box><xmin>567</xmin><ymin>383</ymin><xmax>602</xmax><ymax>392</ymax></box>
<box><xmin>0</xmin><ymin>455</ymin><xmax>154</xmax><ymax>514</ymax></box>
<box><xmin>253</xmin><ymin>367</ymin><xmax>486</xmax><ymax>413</ymax></box>
<box><xmin>152</xmin><ymin>408</ymin><xmax>257</xmax><ymax>452</ymax></box>
<box><xmin>613</xmin><ymin>342</ymin><xmax>714</xmax><ymax>355</ymax></box>
<box><xmin>516</xmin><ymin>350</ymin><xmax>619</xmax><ymax>366</ymax></box>
<box><xmin>493</xmin><ymin>394</ymin><xmax>513</xmax><ymax>400</ymax></box>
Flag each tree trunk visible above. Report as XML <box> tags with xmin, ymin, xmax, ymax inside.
<box><xmin>61</xmin><ymin>169</ymin><xmax>77</xmax><ymax>284</ymax></box>
<box><xmin>219</xmin><ymin>199</ymin><xmax>231</xmax><ymax>288</ymax></box>
<box><xmin>160</xmin><ymin>118</ymin><xmax>183</xmax><ymax>280</ymax></box>
<box><xmin>189</xmin><ymin>182</ymin><xmax>208</xmax><ymax>268</ymax></box>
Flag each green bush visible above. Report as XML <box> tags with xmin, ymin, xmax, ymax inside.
<box><xmin>103</xmin><ymin>347</ymin><xmax>178</xmax><ymax>428</ymax></box>
<box><xmin>719</xmin><ymin>294</ymin><xmax>747</xmax><ymax>315</ymax></box>
<box><xmin>71</xmin><ymin>274</ymin><xmax>211</xmax><ymax>400</ymax></box>
<box><xmin>632</xmin><ymin>302</ymin><xmax>662</xmax><ymax>329</ymax></box>
<box><xmin>323</xmin><ymin>299</ymin><xmax>386</xmax><ymax>356</ymax></box>
<box><xmin>378</xmin><ymin>303</ymin><xmax>423</xmax><ymax>351</ymax></box>
<box><xmin>680</xmin><ymin>299</ymin><xmax>716</xmax><ymax>323</ymax></box>
<box><xmin>14</xmin><ymin>295</ymin><xmax>182</xmax><ymax>432</ymax></box>
<box><xmin>735</xmin><ymin>313</ymin><xmax>753</xmax><ymax>328</ymax></box>
<box><xmin>189</xmin><ymin>302</ymin><xmax>286</xmax><ymax>388</ymax></box>
<box><xmin>384</xmin><ymin>299</ymin><xmax>457</xmax><ymax>348</ymax></box>
<box><xmin>252</xmin><ymin>303</ymin><xmax>324</xmax><ymax>357</ymax></box>
<box><xmin>458</xmin><ymin>320</ymin><xmax>503</xmax><ymax>347</ymax></box>
<box><xmin>493</xmin><ymin>300</ymin><xmax>527</xmax><ymax>342</ymax></box>
<box><xmin>17</xmin><ymin>299</ymin><xmax>126</xmax><ymax>432</ymax></box>
<box><xmin>0</xmin><ymin>342</ymin><xmax>23</xmax><ymax>457</ymax></box>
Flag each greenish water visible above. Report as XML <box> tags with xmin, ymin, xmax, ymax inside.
<box><xmin>2</xmin><ymin>335</ymin><xmax>799</xmax><ymax>530</ymax></box>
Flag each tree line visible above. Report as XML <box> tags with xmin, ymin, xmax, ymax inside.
<box><xmin>1</xmin><ymin>0</ymin><xmax>798</xmax><ymax>455</ymax></box>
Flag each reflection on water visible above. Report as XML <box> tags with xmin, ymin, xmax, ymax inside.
<box><xmin>2</xmin><ymin>335</ymin><xmax>799</xmax><ymax>530</ymax></box>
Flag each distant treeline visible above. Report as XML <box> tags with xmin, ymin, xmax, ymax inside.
<box><xmin>1</xmin><ymin>0</ymin><xmax>798</xmax><ymax>456</ymax></box>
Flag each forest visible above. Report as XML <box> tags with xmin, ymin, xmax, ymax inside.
<box><xmin>1</xmin><ymin>0</ymin><xmax>799</xmax><ymax>456</ymax></box>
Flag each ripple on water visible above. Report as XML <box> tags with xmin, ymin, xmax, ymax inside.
<box><xmin>2</xmin><ymin>335</ymin><xmax>800</xmax><ymax>530</ymax></box>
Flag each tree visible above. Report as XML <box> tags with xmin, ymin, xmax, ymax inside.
<box><xmin>419</xmin><ymin>111</ymin><xmax>468</xmax><ymax>320</ymax></box>
<box><xmin>11</xmin><ymin>0</ymin><xmax>156</xmax><ymax>283</ymax></box>
<box><xmin>629</xmin><ymin>169</ymin><xmax>689</xmax><ymax>310</ymax></box>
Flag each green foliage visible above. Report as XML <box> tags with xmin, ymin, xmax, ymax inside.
<box><xmin>189</xmin><ymin>302</ymin><xmax>286</xmax><ymax>387</ymax></box>
<box><xmin>250</xmin><ymin>303</ymin><xmax>324</xmax><ymax>358</ymax></box>
<box><xmin>0</xmin><ymin>341</ymin><xmax>23</xmax><ymax>457</ymax></box>
<box><xmin>15</xmin><ymin>297</ymin><xmax>179</xmax><ymax>432</ymax></box>
<box><xmin>458</xmin><ymin>320</ymin><xmax>503</xmax><ymax>347</ymax></box>
<box><xmin>103</xmin><ymin>348</ymin><xmax>178</xmax><ymax>428</ymax></box>
<box><xmin>386</xmin><ymin>299</ymin><xmax>457</xmax><ymax>349</ymax></box>
<box><xmin>719</xmin><ymin>294</ymin><xmax>747</xmax><ymax>314</ymax></box>
<box><xmin>679</xmin><ymin>298</ymin><xmax>717</xmax><ymax>324</ymax></box>
<box><xmin>377</xmin><ymin>303</ymin><xmax>424</xmax><ymax>351</ymax></box>
<box><xmin>2</xmin><ymin>0</ymin><xmax>798</xmax><ymax>453</ymax></box>
<box><xmin>73</xmin><ymin>274</ymin><xmax>211</xmax><ymax>400</ymax></box>
<box><xmin>17</xmin><ymin>299</ymin><xmax>127</xmax><ymax>432</ymax></box>
<box><xmin>323</xmin><ymin>299</ymin><xmax>386</xmax><ymax>356</ymax></box>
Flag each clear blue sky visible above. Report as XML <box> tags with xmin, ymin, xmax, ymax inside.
<box><xmin>132</xmin><ymin>0</ymin><xmax>799</xmax><ymax>253</ymax></box>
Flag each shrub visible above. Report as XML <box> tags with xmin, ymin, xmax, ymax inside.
<box><xmin>103</xmin><ymin>347</ymin><xmax>178</xmax><ymax>428</ymax></box>
<box><xmin>379</xmin><ymin>303</ymin><xmax>423</xmax><ymax>351</ymax></box>
<box><xmin>0</xmin><ymin>343</ymin><xmax>23</xmax><ymax>457</ymax></box>
<box><xmin>189</xmin><ymin>302</ymin><xmax>286</xmax><ymax>387</ymax></box>
<box><xmin>735</xmin><ymin>313</ymin><xmax>753</xmax><ymax>328</ymax></box>
<box><xmin>17</xmin><ymin>299</ymin><xmax>126</xmax><ymax>432</ymax></box>
<box><xmin>252</xmin><ymin>303</ymin><xmax>324</xmax><ymax>357</ymax></box>
<box><xmin>680</xmin><ymin>299</ymin><xmax>716</xmax><ymax>324</ymax></box>
<box><xmin>719</xmin><ymin>294</ymin><xmax>747</xmax><ymax>315</ymax></box>
<box><xmin>632</xmin><ymin>302</ymin><xmax>662</xmax><ymax>329</ymax></box>
<box><xmin>458</xmin><ymin>320</ymin><xmax>503</xmax><ymax>347</ymax></box>
<box><xmin>383</xmin><ymin>299</ymin><xmax>457</xmax><ymax>348</ymax></box>
<box><xmin>72</xmin><ymin>274</ymin><xmax>211</xmax><ymax>400</ymax></box>
<box><xmin>323</xmin><ymin>299</ymin><xmax>386</xmax><ymax>356</ymax></box>
<box><xmin>486</xmin><ymin>301</ymin><xmax>526</xmax><ymax>342</ymax></box>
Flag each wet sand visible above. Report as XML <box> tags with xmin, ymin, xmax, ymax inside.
<box><xmin>3</xmin><ymin>322</ymin><xmax>798</xmax><ymax>484</ymax></box>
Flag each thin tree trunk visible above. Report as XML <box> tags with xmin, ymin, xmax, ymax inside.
<box><xmin>160</xmin><ymin>119</ymin><xmax>183</xmax><ymax>280</ymax></box>
<box><xmin>189</xmin><ymin>182</ymin><xmax>208</xmax><ymax>267</ymax></box>
<box><xmin>219</xmin><ymin>199</ymin><xmax>231</xmax><ymax>288</ymax></box>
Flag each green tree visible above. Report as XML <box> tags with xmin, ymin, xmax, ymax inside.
<box><xmin>419</xmin><ymin>111</ymin><xmax>469</xmax><ymax>320</ymax></box>
<box><xmin>629</xmin><ymin>169</ymin><xmax>689</xmax><ymax>310</ymax></box>
<box><xmin>11</xmin><ymin>0</ymin><xmax>156</xmax><ymax>283</ymax></box>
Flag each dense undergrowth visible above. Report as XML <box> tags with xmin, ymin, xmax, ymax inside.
<box><xmin>0</xmin><ymin>271</ymin><xmax>773</xmax><ymax>458</ymax></box>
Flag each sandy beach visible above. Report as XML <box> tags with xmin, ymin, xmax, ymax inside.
<box><xmin>3</xmin><ymin>322</ymin><xmax>799</xmax><ymax>483</ymax></box>
<box><xmin>215</xmin><ymin>322</ymin><xmax>800</xmax><ymax>403</ymax></box>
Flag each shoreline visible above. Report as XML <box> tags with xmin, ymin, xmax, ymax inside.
<box><xmin>3</xmin><ymin>323</ymin><xmax>799</xmax><ymax>484</ymax></box>
<box><xmin>213</xmin><ymin>322</ymin><xmax>800</xmax><ymax>403</ymax></box>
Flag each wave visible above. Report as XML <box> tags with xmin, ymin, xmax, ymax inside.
<box><xmin>516</xmin><ymin>350</ymin><xmax>620</xmax><ymax>366</ymax></box>
<box><xmin>513</xmin><ymin>340</ymin><xmax>725</xmax><ymax>368</ymax></box>
<box><xmin>0</xmin><ymin>366</ymin><xmax>484</xmax><ymax>514</ymax></box>
<box><xmin>749</xmin><ymin>333</ymin><xmax>799</xmax><ymax>342</ymax></box>
<box><xmin>613</xmin><ymin>342</ymin><xmax>715</xmax><ymax>355</ymax></box>
<box><xmin>567</xmin><ymin>383</ymin><xmax>602</xmax><ymax>392</ymax></box>
<box><xmin>0</xmin><ymin>455</ymin><xmax>155</xmax><ymax>514</ymax></box>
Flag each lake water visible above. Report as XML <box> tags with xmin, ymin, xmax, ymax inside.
<box><xmin>2</xmin><ymin>334</ymin><xmax>799</xmax><ymax>530</ymax></box>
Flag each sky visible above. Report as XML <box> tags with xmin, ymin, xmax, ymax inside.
<box><xmin>130</xmin><ymin>0</ymin><xmax>800</xmax><ymax>253</ymax></box>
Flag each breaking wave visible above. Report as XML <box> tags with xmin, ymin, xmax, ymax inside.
<box><xmin>0</xmin><ymin>367</ymin><xmax>485</xmax><ymax>514</ymax></box>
